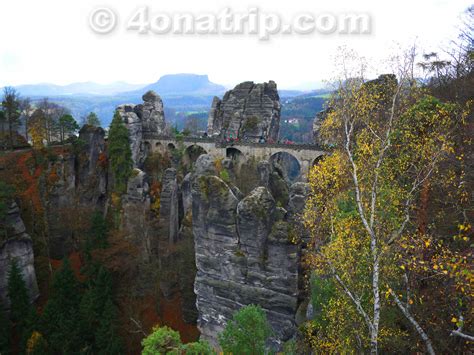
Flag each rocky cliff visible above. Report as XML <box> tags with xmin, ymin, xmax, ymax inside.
<box><xmin>207</xmin><ymin>81</ymin><xmax>281</xmax><ymax>142</ymax></box>
<box><xmin>47</xmin><ymin>125</ymin><xmax>108</xmax><ymax>258</ymax></box>
<box><xmin>191</xmin><ymin>154</ymin><xmax>305</xmax><ymax>349</ymax></box>
<box><xmin>118</xmin><ymin>91</ymin><xmax>166</xmax><ymax>168</ymax></box>
<box><xmin>76</xmin><ymin>125</ymin><xmax>108</xmax><ymax>206</ymax></box>
<box><xmin>0</xmin><ymin>202</ymin><xmax>39</xmax><ymax>308</ymax></box>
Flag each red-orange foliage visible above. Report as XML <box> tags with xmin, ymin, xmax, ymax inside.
<box><xmin>16</xmin><ymin>151</ymin><xmax>44</xmax><ymax>214</ymax></box>
<box><xmin>47</xmin><ymin>167</ymin><xmax>60</xmax><ymax>186</ymax></box>
<box><xmin>150</xmin><ymin>181</ymin><xmax>162</xmax><ymax>199</ymax></box>
<box><xmin>98</xmin><ymin>151</ymin><xmax>108</xmax><ymax>169</ymax></box>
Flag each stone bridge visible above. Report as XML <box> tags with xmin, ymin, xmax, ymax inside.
<box><xmin>143</xmin><ymin>135</ymin><xmax>326</xmax><ymax>180</ymax></box>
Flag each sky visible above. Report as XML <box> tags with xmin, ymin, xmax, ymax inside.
<box><xmin>0</xmin><ymin>0</ymin><xmax>471</xmax><ymax>90</ymax></box>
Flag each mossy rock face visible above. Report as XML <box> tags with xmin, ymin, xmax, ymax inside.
<box><xmin>198</xmin><ymin>174</ymin><xmax>235</xmax><ymax>201</ymax></box>
<box><xmin>197</xmin><ymin>175</ymin><xmax>210</xmax><ymax>200</ymax></box>
<box><xmin>269</xmin><ymin>220</ymin><xmax>291</xmax><ymax>244</ymax></box>
<box><xmin>195</xmin><ymin>175</ymin><xmax>239</xmax><ymax>229</ymax></box>
<box><xmin>238</xmin><ymin>186</ymin><xmax>275</xmax><ymax>222</ymax></box>
<box><xmin>269</xmin><ymin>171</ymin><xmax>289</xmax><ymax>207</ymax></box>
<box><xmin>242</xmin><ymin>116</ymin><xmax>260</xmax><ymax>134</ymax></box>
<box><xmin>194</xmin><ymin>154</ymin><xmax>217</xmax><ymax>176</ymax></box>
<box><xmin>143</xmin><ymin>151</ymin><xmax>171</xmax><ymax>180</ymax></box>
<box><xmin>193</xmin><ymin>169</ymin><xmax>301</xmax><ymax>349</ymax></box>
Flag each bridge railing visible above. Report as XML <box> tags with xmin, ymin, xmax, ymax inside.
<box><xmin>215</xmin><ymin>141</ymin><xmax>324</xmax><ymax>151</ymax></box>
<box><xmin>143</xmin><ymin>134</ymin><xmax>324</xmax><ymax>151</ymax></box>
<box><xmin>143</xmin><ymin>134</ymin><xmax>216</xmax><ymax>143</ymax></box>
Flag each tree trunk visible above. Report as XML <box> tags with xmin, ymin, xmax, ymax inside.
<box><xmin>390</xmin><ymin>289</ymin><xmax>435</xmax><ymax>355</ymax></box>
<box><xmin>25</xmin><ymin>119</ymin><xmax>29</xmax><ymax>143</ymax></box>
<box><xmin>8</xmin><ymin>119</ymin><xmax>13</xmax><ymax>149</ymax></box>
<box><xmin>0</xmin><ymin>121</ymin><xmax>4</xmax><ymax>149</ymax></box>
<box><xmin>370</xmin><ymin>253</ymin><xmax>380</xmax><ymax>355</ymax></box>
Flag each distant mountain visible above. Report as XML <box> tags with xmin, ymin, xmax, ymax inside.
<box><xmin>133</xmin><ymin>74</ymin><xmax>226</xmax><ymax>97</ymax></box>
<box><xmin>279</xmin><ymin>90</ymin><xmax>306</xmax><ymax>98</ymax></box>
<box><xmin>9</xmin><ymin>75</ymin><xmax>329</xmax><ymax>130</ymax></box>
<box><xmin>8</xmin><ymin>74</ymin><xmax>226</xmax><ymax>99</ymax></box>
<box><xmin>10</xmin><ymin>82</ymin><xmax>146</xmax><ymax>97</ymax></box>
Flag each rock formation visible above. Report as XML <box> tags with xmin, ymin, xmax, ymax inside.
<box><xmin>0</xmin><ymin>202</ymin><xmax>39</xmax><ymax>308</ymax></box>
<box><xmin>45</xmin><ymin>152</ymin><xmax>77</xmax><ymax>258</ymax></box>
<box><xmin>46</xmin><ymin>125</ymin><xmax>107</xmax><ymax>258</ymax></box>
<box><xmin>158</xmin><ymin>168</ymin><xmax>179</xmax><ymax>245</ymax></box>
<box><xmin>118</xmin><ymin>91</ymin><xmax>166</xmax><ymax>167</ymax></box>
<box><xmin>76</xmin><ymin>125</ymin><xmax>108</xmax><ymax>206</ymax></box>
<box><xmin>192</xmin><ymin>154</ymin><xmax>301</xmax><ymax>349</ymax></box>
<box><xmin>287</xmin><ymin>182</ymin><xmax>310</xmax><ymax>217</ymax></box>
<box><xmin>121</xmin><ymin>168</ymin><xmax>154</xmax><ymax>262</ymax></box>
<box><xmin>140</xmin><ymin>91</ymin><xmax>166</xmax><ymax>135</ymax></box>
<box><xmin>207</xmin><ymin>81</ymin><xmax>281</xmax><ymax>142</ymax></box>
<box><xmin>313</xmin><ymin>111</ymin><xmax>323</xmax><ymax>144</ymax></box>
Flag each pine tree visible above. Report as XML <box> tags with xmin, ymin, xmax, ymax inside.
<box><xmin>108</xmin><ymin>110</ymin><xmax>133</xmax><ymax>194</ymax></box>
<box><xmin>2</xmin><ymin>87</ymin><xmax>21</xmax><ymax>149</ymax></box>
<box><xmin>81</xmin><ymin>212</ymin><xmax>108</xmax><ymax>278</ymax></box>
<box><xmin>7</xmin><ymin>258</ymin><xmax>38</xmax><ymax>352</ymax></box>
<box><xmin>0</xmin><ymin>302</ymin><xmax>11</xmax><ymax>354</ymax></box>
<box><xmin>7</xmin><ymin>259</ymin><xmax>30</xmax><ymax>326</ymax></box>
<box><xmin>41</xmin><ymin>258</ymin><xmax>83</xmax><ymax>353</ymax></box>
<box><xmin>88</xmin><ymin>211</ymin><xmax>108</xmax><ymax>250</ymax></box>
<box><xmin>95</xmin><ymin>299</ymin><xmax>123</xmax><ymax>355</ymax></box>
<box><xmin>58</xmin><ymin>114</ymin><xmax>79</xmax><ymax>143</ymax></box>
<box><xmin>0</xmin><ymin>182</ymin><xmax>14</xmax><ymax>235</ymax></box>
<box><xmin>85</xmin><ymin>112</ymin><xmax>101</xmax><ymax>127</ymax></box>
<box><xmin>79</xmin><ymin>266</ymin><xmax>112</xmax><ymax>344</ymax></box>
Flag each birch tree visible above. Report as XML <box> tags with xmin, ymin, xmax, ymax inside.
<box><xmin>303</xmin><ymin>48</ymin><xmax>470</xmax><ymax>353</ymax></box>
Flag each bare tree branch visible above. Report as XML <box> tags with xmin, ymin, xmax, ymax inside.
<box><xmin>328</xmin><ymin>262</ymin><xmax>374</xmax><ymax>333</ymax></box>
<box><xmin>129</xmin><ymin>317</ymin><xmax>147</xmax><ymax>337</ymax></box>
<box><xmin>450</xmin><ymin>316</ymin><xmax>474</xmax><ymax>341</ymax></box>
<box><xmin>389</xmin><ymin>288</ymin><xmax>435</xmax><ymax>355</ymax></box>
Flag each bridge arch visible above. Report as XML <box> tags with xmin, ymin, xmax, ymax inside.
<box><xmin>226</xmin><ymin>147</ymin><xmax>243</xmax><ymax>161</ymax></box>
<box><xmin>269</xmin><ymin>151</ymin><xmax>301</xmax><ymax>183</ymax></box>
<box><xmin>184</xmin><ymin>144</ymin><xmax>208</xmax><ymax>162</ymax></box>
<box><xmin>312</xmin><ymin>155</ymin><xmax>324</xmax><ymax>168</ymax></box>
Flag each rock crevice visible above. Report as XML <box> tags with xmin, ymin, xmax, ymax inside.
<box><xmin>208</xmin><ymin>81</ymin><xmax>281</xmax><ymax>142</ymax></box>
<box><xmin>191</xmin><ymin>155</ymin><xmax>303</xmax><ymax>349</ymax></box>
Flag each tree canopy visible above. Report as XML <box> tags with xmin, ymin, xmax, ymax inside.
<box><xmin>108</xmin><ymin>110</ymin><xmax>133</xmax><ymax>194</ymax></box>
<box><xmin>218</xmin><ymin>304</ymin><xmax>272</xmax><ymax>354</ymax></box>
<box><xmin>302</xmin><ymin>48</ymin><xmax>472</xmax><ymax>354</ymax></box>
<box><xmin>85</xmin><ymin>112</ymin><xmax>101</xmax><ymax>127</ymax></box>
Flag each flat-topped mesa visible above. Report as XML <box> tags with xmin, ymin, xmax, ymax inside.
<box><xmin>116</xmin><ymin>90</ymin><xmax>166</xmax><ymax>167</ymax></box>
<box><xmin>207</xmin><ymin>81</ymin><xmax>281</xmax><ymax>142</ymax></box>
